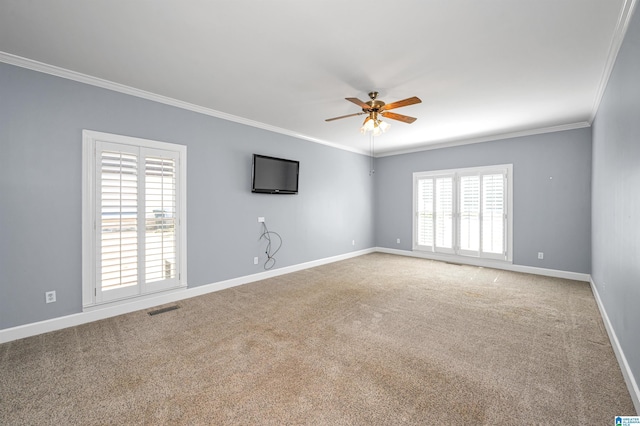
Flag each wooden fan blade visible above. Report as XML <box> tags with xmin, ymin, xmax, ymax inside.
<box><xmin>382</xmin><ymin>96</ymin><xmax>422</xmax><ymax>111</ymax></box>
<box><xmin>345</xmin><ymin>97</ymin><xmax>371</xmax><ymax>110</ymax></box>
<box><xmin>381</xmin><ymin>111</ymin><xmax>417</xmax><ymax>124</ymax></box>
<box><xmin>325</xmin><ymin>112</ymin><xmax>365</xmax><ymax>122</ymax></box>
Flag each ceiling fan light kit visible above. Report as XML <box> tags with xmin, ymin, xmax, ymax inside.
<box><xmin>360</xmin><ymin>115</ymin><xmax>390</xmax><ymax>136</ymax></box>
<box><xmin>326</xmin><ymin>91</ymin><xmax>422</xmax><ymax>135</ymax></box>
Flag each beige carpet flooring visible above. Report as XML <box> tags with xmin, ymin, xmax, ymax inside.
<box><xmin>0</xmin><ymin>253</ymin><xmax>636</xmax><ymax>424</ymax></box>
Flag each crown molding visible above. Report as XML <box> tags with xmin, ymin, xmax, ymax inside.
<box><xmin>589</xmin><ymin>0</ymin><xmax>638</xmax><ymax>123</ymax></box>
<box><xmin>374</xmin><ymin>121</ymin><xmax>591</xmax><ymax>157</ymax></box>
<box><xmin>0</xmin><ymin>51</ymin><xmax>368</xmax><ymax>156</ymax></box>
<box><xmin>0</xmin><ymin>34</ymin><xmax>622</xmax><ymax>160</ymax></box>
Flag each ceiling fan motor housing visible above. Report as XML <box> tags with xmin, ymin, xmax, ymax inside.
<box><xmin>365</xmin><ymin>100</ymin><xmax>385</xmax><ymax>112</ymax></box>
<box><xmin>365</xmin><ymin>92</ymin><xmax>385</xmax><ymax>112</ymax></box>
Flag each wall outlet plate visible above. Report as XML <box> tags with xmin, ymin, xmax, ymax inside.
<box><xmin>538</xmin><ymin>252</ymin><xmax>544</xmax><ymax>260</ymax></box>
<box><xmin>45</xmin><ymin>291</ymin><xmax>56</xmax><ymax>303</ymax></box>
<box><xmin>258</xmin><ymin>217</ymin><xmax>265</xmax><ymax>223</ymax></box>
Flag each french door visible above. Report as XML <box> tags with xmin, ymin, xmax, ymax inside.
<box><xmin>96</xmin><ymin>142</ymin><xmax>180</xmax><ymax>303</ymax></box>
<box><xmin>414</xmin><ymin>165</ymin><xmax>511</xmax><ymax>261</ymax></box>
<box><xmin>83</xmin><ymin>130</ymin><xmax>186</xmax><ymax>308</ymax></box>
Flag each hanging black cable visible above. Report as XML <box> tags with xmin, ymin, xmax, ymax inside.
<box><xmin>260</xmin><ymin>221</ymin><xmax>282</xmax><ymax>270</ymax></box>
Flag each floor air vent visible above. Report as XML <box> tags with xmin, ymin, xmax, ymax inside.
<box><xmin>148</xmin><ymin>305</ymin><xmax>180</xmax><ymax>316</ymax></box>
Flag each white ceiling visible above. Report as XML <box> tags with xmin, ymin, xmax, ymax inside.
<box><xmin>0</xmin><ymin>1</ymin><xmax>633</xmax><ymax>155</ymax></box>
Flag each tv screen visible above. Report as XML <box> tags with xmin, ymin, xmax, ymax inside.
<box><xmin>252</xmin><ymin>154</ymin><xmax>299</xmax><ymax>194</ymax></box>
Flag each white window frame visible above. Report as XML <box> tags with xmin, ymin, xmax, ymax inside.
<box><xmin>413</xmin><ymin>164</ymin><xmax>513</xmax><ymax>263</ymax></box>
<box><xmin>82</xmin><ymin>130</ymin><xmax>187</xmax><ymax>309</ymax></box>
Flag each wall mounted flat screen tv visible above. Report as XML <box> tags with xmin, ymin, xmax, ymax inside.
<box><xmin>252</xmin><ymin>154</ymin><xmax>299</xmax><ymax>194</ymax></box>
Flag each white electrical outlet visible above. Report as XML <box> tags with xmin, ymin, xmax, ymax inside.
<box><xmin>254</xmin><ymin>257</ymin><xmax>259</xmax><ymax>265</ymax></box>
<box><xmin>397</xmin><ymin>238</ymin><xmax>401</xmax><ymax>244</ymax></box>
<box><xmin>45</xmin><ymin>290</ymin><xmax>56</xmax><ymax>304</ymax></box>
<box><xmin>258</xmin><ymin>217</ymin><xmax>265</xmax><ymax>223</ymax></box>
<box><xmin>352</xmin><ymin>240</ymin><xmax>355</xmax><ymax>246</ymax></box>
<box><xmin>538</xmin><ymin>252</ymin><xmax>544</xmax><ymax>260</ymax></box>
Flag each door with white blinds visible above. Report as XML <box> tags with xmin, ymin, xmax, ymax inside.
<box><xmin>98</xmin><ymin>144</ymin><xmax>140</xmax><ymax>302</ymax></box>
<box><xmin>416</xmin><ymin>178</ymin><xmax>434</xmax><ymax>248</ymax></box>
<box><xmin>481</xmin><ymin>173</ymin><xmax>506</xmax><ymax>258</ymax></box>
<box><xmin>83</xmin><ymin>131</ymin><xmax>186</xmax><ymax>307</ymax></box>
<box><xmin>415</xmin><ymin>175</ymin><xmax>455</xmax><ymax>254</ymax></box>
<box><xmin>457</xmin><ymin>172</ymin><xmax>507</xmax><ymax>260</ymax></box>
<box><xmin>458</xmin><ymin>175</ymin><xmax>480</xmax><ymax>255</ymax></box>
<box><xmin>413</xmin><ymin>165</ymin><xmax>511</xmax><ymax>261</ymax></box>
<box><xmin>143</xmin><ymin>151</ymin><xmax>179</xmax><ymax>290</ymax></box>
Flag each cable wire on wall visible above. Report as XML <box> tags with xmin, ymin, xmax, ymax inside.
<box><xmin>260</xmin><ymin>221</ymin><xmax>282</xmax><ymax>270</ymax></box>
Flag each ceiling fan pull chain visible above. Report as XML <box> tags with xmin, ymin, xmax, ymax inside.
<box><xmin>369</xmin><ymin>132</ymin><xmax>375</xmax><ymax>176</ymax></box>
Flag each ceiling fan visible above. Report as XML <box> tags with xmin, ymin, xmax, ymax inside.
<box><xmin>325</xmin><ymin>91</ymin><xmax>422</xmax><ymax>134</ymax></box>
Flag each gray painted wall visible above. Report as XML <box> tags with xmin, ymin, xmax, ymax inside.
<box><xmin>0</xmin><ymin>53</ymin><xmax>606</xmax><ymax>339</ymax></box>
<box><xmin>374</xmin><ymin>129</ymin><xmax>592</xmax><ymax>273</ymax></box>
<box><xmin>0</xmin><ymin>63</ymin><xmax>374</xmax><ymax>329</ymax></box>
<box><xmin>592</xmin><ymin>5</ymin><xmax>640</xmax><ymax>399</ymax></box>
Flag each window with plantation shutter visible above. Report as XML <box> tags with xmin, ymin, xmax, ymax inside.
<box><xmin>100</xmin><ymin>149</ymin><xmax>139</xmax><ymax>295</ymax></box>
<box><xmin>435</xmin><ymin>177</ymin><xmax>454</xmax><ymax>251</ymax></box>
<box><xmin>482</xmin><ymin>174</ymin><xmax>505</xmax><ymax>255</ymax></box>
<box><xmin>416</xmin><ymin>175</ymin><xmax>455</xmax><ymax>253</ymax></box>
<box><xmin>459</xmin><ymin>175</ymin><xmax>480</xmax><ymax>253</ymax></box>
<box><xmin>144</xmin><ymin>154</ymin><xmax>177</xmax><ymax>284</ymax></box>
<box><xmin>416</xmin><ymin>178</ymin><xmax>434</xmax><ymax>247</ymax></box>
<box><xmin>83</xmin><ymin>131</ymin><xmax>187</xmax><ymax>308</ymax></box>
<box><xmin>413</xmin><ymin>165</ymin><xmax>512</xmax><ymax>262</ymax></box>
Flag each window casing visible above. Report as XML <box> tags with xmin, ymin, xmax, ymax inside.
<box><xmin>413</xmin><ymin>164</ymin><xmax>512</xmax><ymax>262</ymax></box>
<box><xmin>82</xmin><ymin>130</ymin><xmax>187</xmax><ymax>308</ymax></box>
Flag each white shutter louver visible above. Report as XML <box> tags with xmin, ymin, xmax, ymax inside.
<box><xmin>459</xmin><ymin>175</ymin><xmax>480</xmax><ymax>252</ymax></box>
<box><xmin>482</xmin><ymin>173</ymin><xmax>505</xmax><ymax>254</ymax></box>
<box><xmin>145</xmin><ymin>156</ymin><xmax>177</xmax><ymax>283</ymax></box>
<box><xmin>435</xmin><ymin>177</ymin><xmax>453</xmax><ymax>249</ymax></box>
<box><xmin>100</xmin><ymin>151</ymin><xmax>139</xmax><ymax>290</ymax></box>
<box><xmin>417</xmin><ymin>178</ymin><xmax>434</xmax><ymax>247</ymax></box>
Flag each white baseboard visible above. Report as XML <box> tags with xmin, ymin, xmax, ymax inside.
<box><xmin>0</xmin><ymin>248</ymin><xmax>375</xmax><ymax>344</ymax></box>
<box><xmin>590</xmin><ymin>278</ymin><xmax>640</xmax><ymax>414</ymax></box>
<box><xmin>376</xmin><ymin>247</ymin><xmax>591</xmax><ymax>282</ymax></box>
